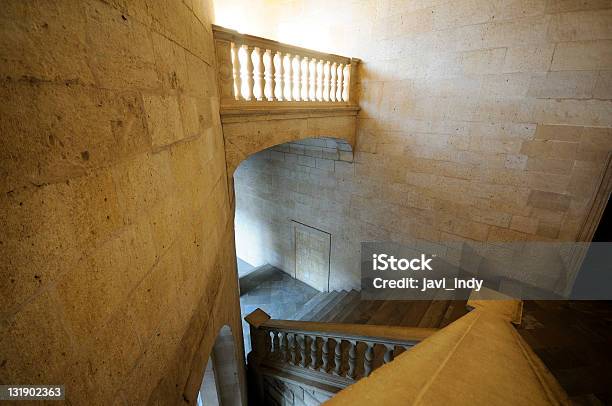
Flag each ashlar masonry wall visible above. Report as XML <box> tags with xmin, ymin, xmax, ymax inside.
<box><xmin>0</xmin><ymin>1</ymin><xmax>244</xmax><ymax>404</ymax></box>
<box><xmin>228</xmin><ymin>0</ymin><xmax>612</xmax><ymax>290</ymax></box>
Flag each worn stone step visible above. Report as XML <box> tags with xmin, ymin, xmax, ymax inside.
<box><xmin>398</xmin><ymin>300</ymin><xmax>433</xmax><ymax>327</ymax></box>
<box><xmin>313</xmin><ymin>290</ymin><xmax>350</xmax><ymax>322</ymax></box>
<box><xmin>324</xmin><ymin>290</ymin><xmax>360</xmax><ymax>323</ymax></box>
<box><xmin>300</xmin><ymin>292</ymin><xmax>339</xmax><ymax>321</ymax></box>
<box><xmin>291</xmin><ymin>292</ymin><xmax>329</xmax><ymax>320</ymax></box>
<box><xmin>365</xmin><ymin>300</ymin><xmax>401</xmax><ymax>325</ymax></box>
<box><xmin>352</xmin><ymin>300</ymin><xmax>386</xmax><ymax>324</ymax></box>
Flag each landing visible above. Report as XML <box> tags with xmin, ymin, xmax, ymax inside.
<box><xmin>239</xmin><ymin>265</ymin><xmax>318</xmax><ymax>351</ymax></box>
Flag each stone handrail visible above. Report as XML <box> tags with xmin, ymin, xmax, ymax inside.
<box><xmin>245</xmin><ymin>309</ymin><xmax>437</xmax><ymax>401</ymax></box>
<box><xmin>212</xmin><ymin>25</ymin><xmax>360</xmax><ymax>109</ymax></box>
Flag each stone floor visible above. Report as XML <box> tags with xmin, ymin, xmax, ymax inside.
<box><xmin>239</xmin><ymin>264</ymin><xmax>318</xmax><ymax>352</ymax></box>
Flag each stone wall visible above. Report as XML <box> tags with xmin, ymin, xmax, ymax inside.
<box><xmin>227</xmin><ymin>0</ymin><xmax>612</xmax><ymax>289</ymax></box>
<box><xmin>0</xmin><ymin>1</ymin><xmax>245</xmax><ymax>404</ymax></box>
<box><xmin>235</xmin><ymin>138</ymin><xmax>358</xmax><ymax>289</ymax></box>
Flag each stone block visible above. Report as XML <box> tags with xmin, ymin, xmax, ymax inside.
<box><xmin>593</xmin><ymin>71</ymin><xmax>612</xmax><ymax>99</ymax></box>
<box><xmin>0</xmin><ymin>82</ymin><xmax>149</xmax><ymax>190</ymax></box>
<box><xmin>528</xmin><ymin>190</ymin><xmax>572</xmax><ymax>211</ymax></box>
<box><xmin>315</xmin><ymin>158</ymin><xmax>335</xmax><ymax>171</ymax></box>
<box><xmin>0</xmin><ymin>1</ymin><xmax>94</xmax><ymax>84</ymax></box>
<box><xmin>509</xmin><ymin>215</ymin><xmax>539</xmax><ymax>234</ymax></box>
<box><xmin>528</xmin><ymin>71</ymin><xmax>598</xmax><ymax>99</ymax></box>
<box><xmin>503</xmin><ymin>45</ymin><xmax>555</xmax><ymax>73</ymax></box>
<box><xmin>520</xmin><ymin>140</ymin><xmax>578</xmax><ymax>160</ymax></box>
<box><xmin>143</xmin><ymin>94</ymin><xmax>185</xmax><ymax>148</ymax></box>
<box><xmin>152</xmin><ymin>31</ymin><xmax>189</xmax><ymax>91</ymax></box>
<box><xmin>548</xmin><ymin>9</ymin><xmax>612</xmax><ymax>42</ymax></box>
<box><xmin>84</xmin><ymin>0</ymin><xmax>159</xmax><ymax>90</ymax></box>
<box><xmin>551</xmin><ymin>40</ymin><xmax>612</xmax><ymax>71</ymax></box>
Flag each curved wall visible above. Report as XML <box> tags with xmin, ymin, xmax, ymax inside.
<box><xmin>0</xmin><ymin>1</ymin><xmax>245</xmax><ymax>404</ymax></box>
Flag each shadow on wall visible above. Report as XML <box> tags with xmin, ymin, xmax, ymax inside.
<box><xmin>233</xmin><ymin>136</ymin><xmax>355</xmax><ymax>284</ymax></box>
<box><xmin>198</xmin><ymin>325</ymin><xmax>243</xmax><ymax>406</ymax></box>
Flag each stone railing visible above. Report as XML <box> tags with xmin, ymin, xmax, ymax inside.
<box><xmin>213</xmin><ymin>25</ymin><xmax>360</xmax><ymax>109</ymax></box>
<box><xmin>245</xmin><ymin>309</ymin><xmax>437</xmax><ymax>403</ymax></box>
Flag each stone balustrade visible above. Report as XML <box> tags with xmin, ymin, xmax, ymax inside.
<box><xmin>245</xmin><ymin>309</ymin><xmax>437</xmax><ymax>403</ymax></box>
<box><xmin>213</xmin><ymin>25</ymin><xmax>360</xmax><ymax>108</ymax></box>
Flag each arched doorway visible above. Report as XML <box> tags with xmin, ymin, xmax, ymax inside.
<box><xmin>198</xmin><ymin>325</ymin><xmax>243</xmax><ymax>406</ymax></box>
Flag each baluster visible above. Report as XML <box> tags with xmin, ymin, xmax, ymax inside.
<box><xmin>333</xmin><ymin>339</ymin><xmax>342</xmax><ymax>376</ymax></box>
<box><xmin>347</xmin><ymin>340</ymin><xmax>357</xmax><ymax>379</ymax></box>
<box><xmin>316</xmin><ymin>60</ymin><xmax>324</xmax><ymax>101</ymax></box>
<box><xmin>263</xmin><ymin>50</ymin><xmax>275</xmax><ymax>101</ymax></box>
<box><xmin>323</xmin><ymin>61</ymin><xmax>331</xmax><ymax>101</ymax></box>
<box><xmin>292</xmin><ymin>55</ymin><xmax>301</xmax><ymax>101</ymax></box>
<box><xmin>274</xmin><ymin>52</ymin><xmax>284</xmax><ymax>101</ymax></box>
<box><xmin>299</xmin><ymin>334</ymin><xmax>307</xmax><ymax>367</ymax></box>
<box><xmin>330</xmin><ymin>62</ymin><xmax>337</xmax><ymax>102</ymax></box>
<box><xmin>283</xmin><ymin>53</ymin><xmax>292</xmax><ymax>101</ymax></box>
<box><xmin>342</xmin><ymin>64</ymin><xmax>350</xmax><ymax>102</ymax></box>
<box><xmin>231</xmin><ymin>43</ymin><xmax>242</xmax><ymax>100</ymax></box>
<box><xmin>308</xmin><ymin>59</ymin><xmax>316</xmax><ymax>101</ymax></box>
<box><xmin>279</xmin><ymin>332</ymin><xmax>288</xmax><ymax>362</ymax></box>
<box><xmin>336</xmin><ymin>64</ymin><xmax>343</xmax><ymax>102</ymax></box>
<box><xmin>309</xmin><ymin>335</ymin><xmax>318</xmax><ymax>369</ymax></box>
<box><xmin>364</xmin><ymin>342</ymin><xmax>374</xmax><ymax>377</ymax></box>
<box><xmin>240</xmin><ymin>45</ymin><xmax>254</xmax><ymax>101</ymax></box>
<box><xmin>321</xmin><ymin>337</ymin><xmax>330</xmax><ymax>373</ymax></box>
<box><xmin>383</xmin><ymin>344</ymin><xmax>394</xmax><ymax>364</ymax></box>
<box><xmin>272</xmin><ymin>331</ymin><xmax>280</xmax><ymax>357</ymax></box>
<box><xmin>251</xmin><ymin>47</ymin><xmax>264</xmax><ymax>101</ymax></box>
<box><xmin>301</xmin><ymin>57</ymin><xmax>309</xmax><ymax>100</ymax></box>
<box><xmin>289</xmin><ymin>333</ymin><xmax>297</xmax><ymax>365</ymax></box>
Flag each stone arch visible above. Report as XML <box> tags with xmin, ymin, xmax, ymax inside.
<box><xmin>197</xmin><ymin>324</ymin><xmax>243</xmax><ymax>406</ymax></box>
<box><xmin>221</xmin><ymin>108</ymin><xmax>358</xmax><ymax>177</ymax></box>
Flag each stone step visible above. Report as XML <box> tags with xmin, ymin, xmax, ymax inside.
<box><xmin>366</xmin><ymin>300</ymin><xmax>402</xmax><ymax>325</ymax></box>
<box><xmin>300</xmin><ymin>291</ymin><xmax>340</xmax><ymax>321</ymax></box>
<box><xmin>398</xmin><ymin>300</ymin><xmax>433</xmax><ymax>327</ymax></box>
<box><xmin>350</xmin><ymin>300</ymin><xmax>386</xmax><ymax>324</ymax></box>
<box><xmin>291</xmin><ymin>292</ymin><xmax>329</xmax><ymax>320</ymax></box>
<box><xmin>418</xmin><ymin>296</ymin><xmax>451</xmax><ymax>328</ymax></box>
<box><xmin>324</xmin><ymin>290</ymin><xmax>360</xmax><ymax>322</ymax></box>
<box><xmin>312</xmin><ymin>290</ymin><xmax>350</xmax><ymax>321</ymax></box>
<box><xmin>335</xmin><ymin>290</ymin><xmax>364</xmax><ymax>323</ymax></box>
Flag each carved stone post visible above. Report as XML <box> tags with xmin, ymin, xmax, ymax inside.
<box><xmin>292</xmin><ymin>55</ymin><xmax>301</xmax><ymax>101</ymax></box>
<box><xmin>364</xmin><ymin>342</ymin><xmax>375</xmax><ymax>377</ymax></box>
<box><xmin>283</xmin><ymin>53</ymin><xmax>292</xmax><ymax>101</ymax></box>
<box><xmin>301</xmin><ymin>57</ymin><xmax>309</xmax><ymax>101</ymax></box>
<box><xmin>231</xmin><ymin>42</ymin><xmax>242</xmax><ymax>100</ymax></box>
<box><xmin>274</xmin><ymin>51</ymin><xmax>283</xmax><ymax>101</ymax></box>
<box><xmin>336</xmin><ymin>63</ymin><xmax>343</xmax><ymax>102</ymax></box>
<box><xmin>321</xmin><ymin>337</ymin><xmax>330</xmax><ymax>373</ymax></box>
<box><xmin>242</xmin><ymin>45</ymin><xmax>254</xmax><ymax>101</ymax></box>
<box><xmin>333</xmin><ymin>339</ymin><xmax>342</xmax><ymax>376</ymax></box>
<box><xmin>245</xmin><ymin>308</ymin><xmax>272</xmax><ymax>405</ymax></box>
<box><xmin>330</xmin><ymin>62</ymin><xmax>337</xmax><ymax>102</ymax></box>
<box><xmin>347</xmin><ymin>340</ymin><xmax>357</xmax><ymax>379</ymax></box>
<box><xmin>348</xmin><ymin>58</ymin><xmax>360</xmax><ymax>104</ymax></box>
<box><xmin>264</xmin><ymin>49</ymin><xmax>275</xmax><ymax>101</ymax></box>
<box><xmin>383</xmin><ymin>344</ymin><xmax>394</xmax><ymax>364</ymax></box>
<box><xmin>309</xmin><ymin>335</ymin><xmax>318</xmax><ymax>369</ymax></box>
<box><xmin>323</xmin><ymin>61</ymin><xmax>331</xmax><ymax>101</ymax></box>
<box><xmin>253</xmin><ymin>47</ymin><xmax>264</xmax><ymax>101</ymax></box>
<box><xmin>279</xmin><ymin>332</ymin><xmax>287</xmax><ymax>362</ymax></box>
<box><xmin>289</xmin><ymin>333</ymin><xmax>297</xmax><ymax>365</ymax></box>
<box><xmin>299</xmin><ymin>334</ymin><xmax>307</xmax><ymax>367</ymax></box>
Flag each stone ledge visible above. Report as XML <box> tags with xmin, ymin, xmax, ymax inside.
<box><xmin>220</xmin><ymin>103</ymin><xmax>360</xmax><ymax>123</ymax></box>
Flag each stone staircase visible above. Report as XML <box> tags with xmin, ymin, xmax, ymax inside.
<box><xmin>290</xmin><ymin>289</ymin><xmax>468</xmax><ymax>329</ymax></box>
